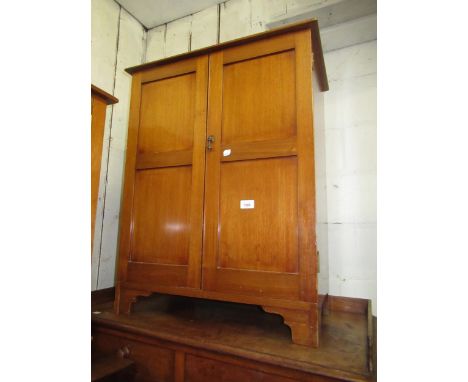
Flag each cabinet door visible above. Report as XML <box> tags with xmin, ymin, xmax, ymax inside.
<box><xmin>91</xmin><ymin>95</ymin><xmax>107</xmax><ymax>250</ymax></box>
<box><xmin>119</xmin><ymin>56</ymin><xmax>208</xmax><ymax>289</ymax></box>
<box><xmin>203</xmin><ymin>30</ymin><xmax>317</xmax><ymax>302</ymax></box>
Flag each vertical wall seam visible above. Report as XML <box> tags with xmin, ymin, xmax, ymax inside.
<box><xmin>217</xmin><ymin>3</ymin><xmax>221</xmax><ymax>43</ymax></box>
<box><xmin>188</xmin><ymin>14</ymin><xmax>193</xmax><ymax>52</ymax></box>
<box><xmin>142</xmin><ymin>29</ymin><xmax>148</xmax><ymax>64</ymax></box>
<box><xmin>249</xmin><ymin>0</ymin><xmax>253</xmax><ymax>30</ymax></box>
<box><xmin>163</xmin><ymin>23</ymin><xmax>168</xmax><ymax>57</ymax></box>
<box><xmin>96</xmin><ymin>5</ymin><xmax>122</xmax><ymax>290</ymax></box>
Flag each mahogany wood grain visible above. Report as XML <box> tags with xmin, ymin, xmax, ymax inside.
<box><xmin>263</xmin><ymin>305</ymin><xmax>319</xmax><ymax>347</ymax></box>
<box><xmin>116</xmin><ymin>56</ymin><xmax>208</xmax><ymax>300</ymax></box>
<box><xmin>126</xmin><ymin>263</ymin><xmax>188</xmax><ymax>287</ymax></box>
<box><xmin>91</xmin><ymin>85</ymin><xmax>118</xmax><ymax>250</ymax></box>
<box><xmin>116</xmin><ymin>72</ymin><xmax>143</xmax><ymax>289</ymax></box>
<box><xmin>185</xmin><ymin>354</ymin><xmax>298</xmax><ymax>382</ymax></box>
<box><xmin>220</xmin><ymin>137</ymin><xmax>297</xmax><ymax>163</ymax></box>
<box><xmin>218</xmin><ymin>157</ymin><xmax>298</xmax><ymax>273</ymax></box>
<box><xmin>94</xmin><ymin>294</ymin><xmax>374</xmax><ymax>382</ymax></box>
<box><xmin>140</xmin><ymin>57</ymin><xmax>199</xmax><ymax>84</ymax></box>
<box><xmin>366</xmin><ymin>300</ymin><xmax>374</xmax><ymax>376</ymax></box>
<box><xmin>370</xmin><ymin>314</ymin><xmax>377</xmax><ymax>381</ymax></box>
<box><xmin>132</xmin><ymin>167</ymin><xmax>192</xmax><ymax>265</ymax></box>
<box><xmin>310</xmin><ymin>21</ymin><xmax>329</xmax><ymax>91</ymax></box>
<box><xmin>201</xmin><ymin>50</ymin><xmax>223</xmax><ymax>293</ymax></box>
<box><xmin>91</xmin><ymin>96</ymin><xmax>107</xmax><ymax>249</ymax></box>
<box><xmin>136</xmin><ymin>149</ymin><xmax>192</xmax><ymax>170</ymax></box>
<box><xmin>326</xmin><ymin>296</ymin><xmax>369</xmax><ymax>315</ymax></box>
<box><xmin>184</xmin><ymin>352</ymin><xmax>344</xmax><ymax>382</ymax></box>
<box><xmin>175</xmin><ymin>351</ymin><xmax>185</xmax><ymax>382</ymax></box>
<box><xmin>138</xmin><ymin>73</ymin><xmax>195</xmax><ymax>155</ymax></box>
<box><xmin>186</xmin><ymin>56</ymin><xmax>209</xmax><ymax>288</ymax></box>
<box><xmin>203</xmin><ymin>33</ymin><xmax>304</xmax><ymax>296</ymax></box>
<box><xmin>203</xmin><ymin>268</ymin><xmax>300</xmax><ymax>300</ymax></box>
<box><xmin>201</xmin><ymin>29</ymin><xmax>319</xmax><ymax>343</ymax></box>
<box><xmin>91</xmin><ymin>85</ymin><xmax>119</xmax><ymax>105</ymax></box>
<box><xmin>295</xmin><ymin>29</ymin><xmax>317</xmax><ymax>303</ymax></box>
<box><xmin>125</xmin><ymin>19</ymin><xmax>328</xmax><ymax>92</ymax></box>
<box><xmin>120</xmin><ymin>283</ymin><xmax>311</xmax><ymax>311</ymax></box>
<box><xmin>222</xmin><ymin>33</ymin><xmax>295</xmax><ymax>65</ymax></box>
<box><xmin>116</xmin><ymin>289</ymin><xmax>152</xmax><ymax>315</ymax></box>
<box><xmin>221</xmin><ymin>49</ymin><xmax>296</xmax><ymax>145</ymax></box>
<box><xmin>115</xmin><ymin>23</ymin><xmax>327</xmax><ymax>347</ymax></box>
<box><xmin>92</xmin><ymin>329</ymin><xmax>174</xmax><ymax>382</ymax></box>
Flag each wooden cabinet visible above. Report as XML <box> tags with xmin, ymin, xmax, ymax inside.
<box><xmin>115</xmin><ymin>20</ymin><xmax>329</xmax><ymax>347</ymax></box>
<box><xmin>91</xmin><ymin>85</ymin><xmax>118</xmax><ymax>249</ymax></box>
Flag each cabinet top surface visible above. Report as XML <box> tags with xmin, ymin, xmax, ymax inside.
<box><xmin>91</xmin><ymin>84</ymin><xmax>119</xmax><ymax>105</ymax></box>
<box><xmin>126</xmin><ymin>18</ymin><xmax>328</xmax><ymax>91</ymax></box>
<box><xmin>92</xmin><ymin>294</ymin><xmax>371</xmax><ymax>381</ymax></box>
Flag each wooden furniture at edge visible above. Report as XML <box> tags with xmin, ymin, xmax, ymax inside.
<box><xmin>91</xmin><ymin>85</ymin><xmax>118</xmax><ymax>249</ymax></box>
<box><xmin>115</xmin><ymin>19</ymin><xmax>329</xmax><ymax>347</ymax></box>
<box><xmin>92</xmin><ymin>292</ymin><xmax>376</xmax><ymax>382</ymax></box>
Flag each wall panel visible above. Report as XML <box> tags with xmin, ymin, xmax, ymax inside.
<box><xmin>191</xmin><ymin>5</ymin><xmax>219</xmax><ymax>50</ymax></box>
<box><xmin>91</xmin><ymin>1</ymin><xmax>147</xmax><ymax>290</ymax></box>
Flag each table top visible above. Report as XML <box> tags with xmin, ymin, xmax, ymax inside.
<box><xmin>92</xmin><ymin>294</ymin><xmax>373</xmax><ymax>382</ymax></box>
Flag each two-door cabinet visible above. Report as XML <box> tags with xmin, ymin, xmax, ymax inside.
<box><xmin>115</xmin><ymin>19</ymin><xmax>329</xmax><ymax>347</ymax></box>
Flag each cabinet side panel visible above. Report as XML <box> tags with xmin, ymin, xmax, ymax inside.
<box><xmin>294</xmin><ymin>30</ymin><xmax>317</xmax><ymax>302</ymax></box>
<box><xmin>313</xmin><ymin>69</ymin><xmax>329</xmax><ymax>296</ymax></box>
<box><xmin>116</xmin><ymin>73</ymin><xmax>143</xmax><ymax>285</ymax></box>
<box><xmin>91</xmin><ymin>97</ymin><xmax>108</xmax><ymax>249</ymax></box>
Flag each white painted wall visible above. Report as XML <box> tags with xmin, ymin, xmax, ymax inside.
<box><xmin>324</xmin><ymin>40</ymin><xmax>376</xmax><ymax>312</ymax></box>
<box><xmin>91</xmin><ymin>0</ymin><xmax>146</xmax><ymax>290</ymax></box>
<box><xmin>143</xmin><ymin>0</ymin><xmax>377</xmax><ymax>313</ymax></box>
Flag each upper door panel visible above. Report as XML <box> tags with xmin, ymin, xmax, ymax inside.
<box><xmin>221</xmin><ymin>49</ymin><xmax>296</xmax><ymax>145</ymax></box>
<box><xmin>139</xmin><ymin>73</ymin><xmax>195</xmax><ymax>154</ymax></box>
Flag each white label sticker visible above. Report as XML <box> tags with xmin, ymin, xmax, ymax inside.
<box><xmin>240</xmin><ymin>200</ymin><xmax>255</xmax><ymax>209</ymax></box>
<box><xmin>223</xmin><ymin>149</ymin><xmax>231</xmax><ymax>157</ymax></box>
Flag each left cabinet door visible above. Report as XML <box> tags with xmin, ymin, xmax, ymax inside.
<box><xmin>118</xmin><ymin>55</ymin><xmax>209</xmax><ymax>290</ymax></box>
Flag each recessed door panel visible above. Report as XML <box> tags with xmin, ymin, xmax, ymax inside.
<box><xmin>132</xmin><ymin>167</ymin><xmax>192</xmax><ymax>265</ymax></box>
<box><xmin>221</xmin><ymin>50</ymin><xmax>296</xmax><ymax>145</ymax></box>
<box><xmin>219</xmin><ymin>157</ymin><xmax>298</xmax><ymax>273</ymax></box>
<box><xmin>138</xmin><ymin>73</ymin><xmax>195</xmax><ymax>154</ymax></box>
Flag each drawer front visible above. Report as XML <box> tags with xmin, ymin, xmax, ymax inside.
<box><xmin>92</xmin><ymin>330</ymin><xmax>175</xmax><ymax>382</ymax></box>
<box><xmin>185</xmin><ymin>354</ymin><xmax>296</xmax><ymax>382</ymax></box>
<box><xmin>92</xmin><ymin>328</ymin><xmax>350</xmax><ymax>382</ymax></box>
<box><xmin>185</xmin><ymin>354</ymin><xmax>342</xmax><ymax>382</ymax></box>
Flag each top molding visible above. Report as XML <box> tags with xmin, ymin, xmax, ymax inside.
<box><xmin>91</xmin><ymin>85</ymin><xmax>119</xmax><ymax>105</ymax></box>
<box><xmin>125</xmin><ymin>19</ymin><xmax>329</xmax><ymax>92</ymax></box>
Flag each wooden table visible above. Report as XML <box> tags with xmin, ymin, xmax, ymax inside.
<box><xmin>92</xmin><ymin>293</ymin><xmax>375</xmax><ymax>382</ymax></box>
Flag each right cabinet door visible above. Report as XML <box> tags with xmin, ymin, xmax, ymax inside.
<box><xmin>203</xmin><ymin>30</ymin><xmax>317</xmax><ymax>302</ymax></box>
